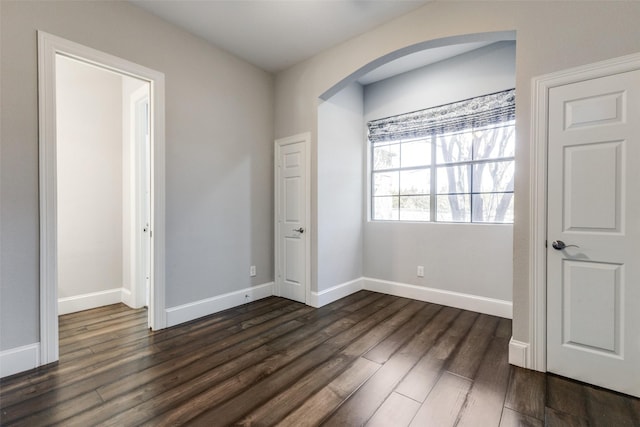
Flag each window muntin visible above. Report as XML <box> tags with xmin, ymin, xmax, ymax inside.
<box><xmin>370</xmin><ymin>121</ymin><xmax>515</xmax><ymax>223</ymax></box>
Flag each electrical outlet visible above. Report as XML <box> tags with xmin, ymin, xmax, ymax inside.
<box><xmin>250</xmin><ymin>265</ymin><xmax>256</xmax><ymax>277</ymax></box>
<box><xmin>417</xmin><ymin>265</ymin><xmax>424</xmax><ymax>277</ymax></box>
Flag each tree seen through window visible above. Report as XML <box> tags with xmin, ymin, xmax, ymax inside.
<box><xmin>371</xmin><ymin>121</ymin><xmax>515</xmax><ymax>223</ymax></box>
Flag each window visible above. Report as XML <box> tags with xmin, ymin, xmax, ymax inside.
<box><xmin>369</xmin><ymin>89</ymin><xmax>515</xmax><ymax>223</ymax></box>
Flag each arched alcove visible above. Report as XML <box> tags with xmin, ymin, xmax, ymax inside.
<box><xmin>316</xmin><ymin>31</ymin><xmax>516</xmax><ymax>317</ymax></box>
<box><xmin>320</xmin><ymin>31</ymin><xmax>516</xmax><ymax>100</ymax></box>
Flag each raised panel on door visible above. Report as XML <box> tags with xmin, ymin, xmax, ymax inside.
<box><xmin>563</xmin><ymin>141</ymin><xmax>622</xmax><ymax>232</ymax></box>
<box><xmin>284</xmin><ymin>150</ymin><xmax>301</xmax><ymax>169</ymax></box>
<box><xmin>564</xmin><ymin>91</ymin><xmax>624</xmax><ymax>130</ymax></box>
<box><xmin>547</xmin><ymin>69</ymin><xmax>640</xmax><ymax>397</ymax></box>
<box><xmin>284</xmin><ymin>177</ymin><xmax>301</xmax><ymax>223</ymax></box>
<box><xmin>284</xmin><ymin>237</ymin><xmax>301</xmax><ymax>285</ymax></box>
<box><xmin>562</xmin><ymin>260</ymin><xmax>622</xmax><ymax>355</ymax></box>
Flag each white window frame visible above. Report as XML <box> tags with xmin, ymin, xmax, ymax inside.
<box><xmin>369</xmin><ymin>121</ymin><xmax>515</xmax><ymax>224</ymax></box>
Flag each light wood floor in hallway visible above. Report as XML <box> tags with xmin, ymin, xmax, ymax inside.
<box><xmin>1</xmin><ymin>291</ymin><xmax>638</xmax><ymax>426</ymax></box>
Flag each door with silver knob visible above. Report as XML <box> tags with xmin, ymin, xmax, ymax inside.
<box><xmin>275</xmin><ymin>134</ymin><xmax>309</xmax><ymax>304</ymax></box>
<box><xmin>546</xmin><ymin>69</ymin><xmax>640</xmax><ymax>397</ymax></box>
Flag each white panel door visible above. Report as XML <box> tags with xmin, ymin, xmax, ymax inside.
<box><xmin>275</xmin><ymin>134</ymin><xmax>309</xmax><ymax>303</ymax></box>
<box><xmin>133</xmin><ymin>93</ymin><xmax>152</xmax><ymax>309</ymax></box>
<box><xmin>547</xmin><ymin>69</ymin><xmax>640</xmax><ymax>397</ymax></box>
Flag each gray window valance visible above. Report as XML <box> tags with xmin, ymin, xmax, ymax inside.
<box><xmin>367</xmin><ymin>88</ymin><xmax>516</xmax><ymax>144</ymax></box>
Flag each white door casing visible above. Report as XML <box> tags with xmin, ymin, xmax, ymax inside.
<box><xmin>275</xmin><ymin>133</ymin><xmax>311</xmax><ymax>304</ymax></box>
<box><xmin>527</xmin><ymin>52</ymin><xmax>640</xmax><ymax>397</ymax></box>
<box><xmin>546</xmin><ymin>69</ymin><xmax>640</xmax><ymax>397</ymax></box>
<box><xmin>38</xmin><ymin>31</ymin><xmax>166</xmax><ymax>365</ymax></box>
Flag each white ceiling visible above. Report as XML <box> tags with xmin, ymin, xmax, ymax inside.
<box><xmin>130</xmin><ymin>0</ymin><xmax>431</xmax><ymax>73</ymax></box>
<box><xmin>130</xmin><ymin>1</ymin><xmax>504</xmax><ymax>85</ymax></box>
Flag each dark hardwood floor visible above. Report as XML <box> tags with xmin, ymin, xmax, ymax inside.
<box><xmin>1</xmin><ymin>291</ymin><xmax>638</xmax><ymax>426</ymax></box>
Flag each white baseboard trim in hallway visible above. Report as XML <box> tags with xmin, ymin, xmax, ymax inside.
<box><xmin>165</xmin><ymin>282</ymin><xmax>274</xmax><ymax>327</ymax></box>
<box><xmin>0</xmin><ymin>343</ymin><xmax>40</xmax><ymax>378</ymax></box>
<box><xmin>58</xmin><ymin>288</ymin><xmax>124</xmax><ymax>315</ymax></box>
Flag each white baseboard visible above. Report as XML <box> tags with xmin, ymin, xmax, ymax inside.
<box><xmin>0</xmin><ymin>343</ymin><xmax>40</xmax><ymax>378</ymax></box>
<box><xmin>165</xmin><ymin>282</ymin><xmax>274</xmax><ymax>327</ymax></box>
<box><xmin>308</xmin><ymin>278</ymin><xmax>364</xmax><ymax>308</ymax></box>
<box><xmin>362</xmin><ymin>277</ymin><xmax>513</xmax><ymax>319</ymax></box>
<box><xmin>508</xmin><ymin>338</ymin><xmax>530</xmax><ymax>368</ymax></box>
<box><xmin>120</xmin><ymin>287</ymin><xmax>133</xmax><ymax>308</ymax></box>
<box><xmin>58</xmin><ymin>288</ymin><xmax>124</xmax><ymax>315</ymax></box>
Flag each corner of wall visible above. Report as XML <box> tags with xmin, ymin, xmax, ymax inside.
<box><xmin>308</xmin><ymin>278</ymin><xmax>364</xmax><ymax>308</ymax></box>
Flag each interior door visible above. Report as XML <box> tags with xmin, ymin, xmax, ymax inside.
<box><xmin>141</xmin><ymin>99</ymin><xmax>151</xmax><ymax>307</ymax></box>
<box><xmin>134</xmin><ymin>93</ymin><xmax>152</xmax><ymax>309</ymax></box>
<box><xmin>275</xmin><ymin>134</ymin><xmax>309</xmax><ymax>303</ymax></box>
<box><xmin>547</xmin><ymin>69</ymin><xmax>640</xmax><ymax>397</ymax></box>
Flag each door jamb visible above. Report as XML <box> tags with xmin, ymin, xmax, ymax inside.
<box><xmin>527</xmin><ymin>52</ymin><xmax>640</xmax><ymax>372</ymax></box>
<box><xmin>274</xmin><ymin>132</ymin><xmax>311</xmax><ymax>305</ymax></box>
<box><xmin>38</xmin><ymin>31</ymin><xmax>167</xmax><ymax>365</ymax></box>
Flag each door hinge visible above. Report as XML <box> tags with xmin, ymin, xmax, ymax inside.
<box><xmin>545</xmin><ymin>240</ymin><xmax>547</xmax><ymax>248</ymax></box>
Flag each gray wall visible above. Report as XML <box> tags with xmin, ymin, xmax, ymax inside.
<box><xmin>364</xmin><ymin>42</ymin><xmax>516</xmax><ymax>120</ymax></box>
<box><xmin>363</xmin><ymin>42</ymin><xmax>515</xmax><ymax>302</ymax></box>
<box><xmin>2</xmin><ymin>0</ymin><xmax>640</xmax><ymax>357</ymax></box>
<box><xmin>56</xmin><ymin>56</ymin><xmax>124</xmax><ymax>299</ymax></box>
<box><xmin>317</xmin><ymin>83</ymin><xmax>364</xmax><ymax>292</ymax></box>
<box><xmin>274</xmin><ymin>1</ymin><xmax>640</xmax><ymax>345</ymax></box>
<box><xmin>0</xmin><ymin>1</ymin><xmax>274</xmax><ymax>351</ymax></box>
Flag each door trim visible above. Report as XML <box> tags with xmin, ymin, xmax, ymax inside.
<box><xmin>274</xmin><ymin>132</ymin><xmax>311</xmax><ymax>304</ymax></box>
<box><xmin>527</xmin><ymin>52</ymin><xmax>640</xmax><ymax>372</ymax></box>
<box><xmin>37</xmin><ymin>31</ymin><xmax>167</xmax><ymax>365</ymax></box>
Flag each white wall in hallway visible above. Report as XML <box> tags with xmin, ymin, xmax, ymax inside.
<box><xmin>56</xmin><ymin>55</ymin><xmax>124</xmax><ymax>300</ymax></box>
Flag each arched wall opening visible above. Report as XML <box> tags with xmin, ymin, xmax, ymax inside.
<box><xmin>316</xmin><ymin>31</ymin><xmax>516</xmax><ymax>317</ymax></box>
<box><xmin>320</xmin><ymin>31</ymin><xmax>515</xmax><ymax>100</ymax></box>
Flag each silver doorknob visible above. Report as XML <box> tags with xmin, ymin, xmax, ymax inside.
<box><xmin>552</xmin><ymin>240</ymin><xmax>579</xmax><ymax>250</ymax></box>
<box><xmin>293</xmin><ymin>227</ymin><xmax>304</xmax><ymax>233</ymax></box>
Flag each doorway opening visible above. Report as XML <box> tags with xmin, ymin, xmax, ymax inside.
<box><xmin>56</xmin><ymin>55</ymin><xmax>151</xmax><ymax>317</ymax></box>
<box><xmin>38</xmin><ymin>31</ymin><xmax>166</xmax><ymax>366</ymax></box>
